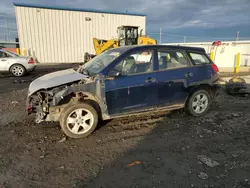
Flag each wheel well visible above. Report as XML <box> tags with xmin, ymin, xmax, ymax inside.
<box><xmin>185</xmin><ymin>84</ymin><xmax>214</xmax><ymax>106</ymax></box>
<box><xmin>9</xmin><ymin>63</ymin><xmax>26</xmax><ymax>73</ymax></box>
<box><xmin>79</xmin><ymin>98</ymin><xmax>102</xmax><ymax>119</ymax></box>
<box><xmin>60</xmin><ymin>92</ymin><xmax>103</xmax><ymax>119</ymax></box>
<box><xmin>198</xmin><ymin>84</ymin><xmax>212</xmax><ymax>94</ymax></box>
<box><xmin>188</xmin><ymin>84</ymin><xmax>212</xmax><ymax>96</ymax></box>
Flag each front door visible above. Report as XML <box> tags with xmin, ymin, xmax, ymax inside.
<box><xmin>105</xmin><ymin>49</ymin><xmax>158</xmax><ymax>115</ymax></box>
<box><xmin>155</xmin><ymin>49</ymin><xmax>192</xmax><ymax>106</ymax></box>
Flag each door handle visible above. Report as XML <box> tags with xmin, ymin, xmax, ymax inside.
<box><xmin>185</xmin><ymin>72</ymin><xmax>193</xmax><ymax>77</ymax></box>
<box><xmin>145</xmin><ymin>77</ymin><xmax>156</xmax><ymax>83</ymax></box>
<box><xmin>1</xmin><ymin>59</ymin><xmax>7</xmax><ymax>61</ymax></box>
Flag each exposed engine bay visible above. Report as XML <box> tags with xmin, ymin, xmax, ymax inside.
<box><xmin>27</xmin><ymin>84</ymin><xmax>79</xmax><ymax>123</ymax></box>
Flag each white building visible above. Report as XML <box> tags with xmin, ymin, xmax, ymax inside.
<box><xmin>165</xmin><ymin>41</ymin><xmax>250</xmax><ymax>71</ymax></box>
<box><xmin>14</xmin><ymin>2</ymin><xmax>146</xmax><ymax>63</ymax></box>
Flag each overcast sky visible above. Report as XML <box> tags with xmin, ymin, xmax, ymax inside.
<box><xmin>0</xmin><ymin>0</ymin><xmax>250</xmax><ymax>42</ymax></box>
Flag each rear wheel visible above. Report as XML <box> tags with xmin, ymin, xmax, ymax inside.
<box><xmin>186</xmin><ymin>89</ymin><xmax>211</xmax><ymax>116</ymax></box>
<box><xmin>10</xmin><ymin>64</ymin><xmax>26</xmax><ymax>77</ymax></box>
<box><xmin>60</xmin><ymin>103</ymin><xmax>98</xmax><ymax>139</ymax></box>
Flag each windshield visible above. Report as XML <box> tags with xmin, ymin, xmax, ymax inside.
<box><xmin>79</xmin><ymin>50</ymin><xmax>120</xmax><ymax>76</ymax></box>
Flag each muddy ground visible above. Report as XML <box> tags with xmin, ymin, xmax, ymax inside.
<box><xmin>0</xmin><ymin>68</ymin><xmax>250</xmax><ymax>188</ymax></box>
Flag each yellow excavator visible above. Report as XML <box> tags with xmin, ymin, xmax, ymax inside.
<box><xmin>84</xmin><ymin>25</ymin><xmax>157</xmax><ymax>62</ymax></box>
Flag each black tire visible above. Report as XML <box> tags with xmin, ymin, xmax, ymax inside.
<box><xmin>10</xmin><ymin>64</ymin><xmax>26</xmax><ymax>77</ymax></box>
<box><xmin>185</xmin><ymin>89</ymin><xmax>211</xmax><ymax>116</ymax></box>
<box><xmin>59</xmin><ymin>103</ymin><xmax>98</xmax><ymax>139</ymax></box>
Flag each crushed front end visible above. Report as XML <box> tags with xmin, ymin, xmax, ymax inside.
<box><xmin>26</xmin><ymin>86</ymin><xmax>70</xmax><ymax>123</ymax></box>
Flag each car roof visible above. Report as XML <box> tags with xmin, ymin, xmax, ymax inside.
<box><xmin>0</xmin><ymin>49</ymin><xmax>12</xmax><ymax>53</ymax></box>
<box><xmin>111</xmin><ymin>45</ymin><xmax>206</xmax><ymax>53</ymax></box>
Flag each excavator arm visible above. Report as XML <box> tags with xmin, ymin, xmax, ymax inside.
<box><xmin>84</xmin><ymin>38</ymin><xmax>119</xmax><ymax>63</ymax></box>
<box><xmin>93</xmin><ymin>38</ymin><xmax>119</xmax><ymax>55</ymax></box>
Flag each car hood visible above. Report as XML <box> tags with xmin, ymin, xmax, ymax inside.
<box><xmin>28</xmin><ymin>68</ymin><xmax>89</xmax><ymax>96</ymax></box>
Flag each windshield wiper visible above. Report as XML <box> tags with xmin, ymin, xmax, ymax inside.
<box><xmin>82</xmin><ymin>69</ymin><xmax>90</xmax><ymax>76</ymax></box>
<box><xmin>77</xmin><ymin>66</ymin><xmax>89</xmax><ymax>75</ymax></box>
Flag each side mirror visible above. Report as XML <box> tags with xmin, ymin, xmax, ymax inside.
<box><xmin>107</xmin><ymin>70</ymin><xmax>121</xmax><ymax>79</ymax></box>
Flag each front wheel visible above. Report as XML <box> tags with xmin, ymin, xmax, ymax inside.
<box><xmin>60</xmin><ymin>103</ymin><xmax>98</xmax><ymax>139</ymax></box>
<box><xmin>186</xmin><ymin>89</ymin><xmax>211</xmax><ymax>116</ymax></box>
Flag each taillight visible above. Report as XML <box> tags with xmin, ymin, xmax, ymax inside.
<box><xmin>28</xmin><ymin>57</ymin><xmax>35</xmax><ymax>64</ymax></box>
<box><xmin>211</xmin><ymin>63</ymin><xmax>219</xmax><ymax>73</ymax></box>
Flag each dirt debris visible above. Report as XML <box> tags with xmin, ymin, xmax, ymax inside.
<box><xmin>127</xmin><ymin>160</ymin><xmax>141</xmax><ymax>167</ymax></box>
<box><xmin>58</xmin><ymin>137</ymin><xmax>67</xmax><ymax>143</ymax></box>
<box><xmin>11</xmin><ymin>100</ymin><xmax>18</xmax><ymax>104</ymax></box>
<box><xmin>198</xmin><ymin>172</ymin><xmax>209</xmax><ymax>180</ymax></box>
<box><xmin>0</xmin><ymin>85</ymin><xmax>250</xmax><ymax>187</ymax></box>
<box><xmin>197</xmin><ymin>155</ymin><xmax>220</xmax><ymax>168</ymax></box>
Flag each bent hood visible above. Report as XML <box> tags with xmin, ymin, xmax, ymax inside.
<box><xmin>28</xmin><ymin>69</ymin><xmax>89</xmax><ymax>96</ymax></box>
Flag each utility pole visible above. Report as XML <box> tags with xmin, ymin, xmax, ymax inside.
<box><xmin>6</xmin><ymin>16</ymin><xmax>10</xmax><ymax>41</ymax></box>
<box><xmin>184</xmin><ymin>36</ymin><xmax>186</xmax><ymax>43</ymax></box>
<box><xmin>160</xmin><ymin>28</ymin><xmax>162</xmax><ymax>44</ymax></box>
<box><xmin>236</xmin><ymin>31</ymin><xmax>240</xmax><ymax>41</ymax></box>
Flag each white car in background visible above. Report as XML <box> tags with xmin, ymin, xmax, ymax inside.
<box><xmin>0</xmin><ymin>49</ymin><xmax>36</xmax><ymax>77</ymax></box>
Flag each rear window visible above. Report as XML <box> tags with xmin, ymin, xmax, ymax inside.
<box><xmin>157</xmin><ymin>50</ymin><xmax>190</xmax><ymax>70</ymax></box>
<box><xmin>189</xmin><ymin>52</ymin><xmax>211</xmax><ymax>65</ymax></box>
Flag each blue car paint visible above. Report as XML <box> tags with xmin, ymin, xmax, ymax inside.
<box><xmin>156</xmin><ymin>64</ymin><xmax>214</xmax><ymax>106</ymax></box>
<box><xmin>97</xmin><ymin>45</ymin><xmax>219</xmax><ymax>117</ymax></box>
<box><xmin>105</xmin><ymin>72</ymin><xmax>158</xmax><ymax>114</ymax></box>
<box><xmin>104</xmin><ymin>48</ymin><xmax>158</xmax><ymax>114</ymax></box>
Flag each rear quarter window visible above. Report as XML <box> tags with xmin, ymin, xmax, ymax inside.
<box><xmin>188</xmin><ymin>52</ymin><xmax>211</xmax><ymax>65</ymax></box>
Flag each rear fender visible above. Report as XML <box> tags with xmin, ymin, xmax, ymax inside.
<box><xmin>185</xmin><ymin>83</ymin><xmax>220</xmax><ymax>104</ymax></box>
<box><xmin>187</xmin><ymin>84</ymin><xmax>212</xmax><ymax>95</ymax></box>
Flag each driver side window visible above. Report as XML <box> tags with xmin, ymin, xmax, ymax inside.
<box><xmin>111</xmin><ymin>50</ymin><xmax>153</xmax><ymax>76</ymax></box>
<box><xmin>0</xmin><ymin>51</ymin><xmax>9</xmax><ymax>58</ymax></box>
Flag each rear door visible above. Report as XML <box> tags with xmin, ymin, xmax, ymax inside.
<box><xmin>0</xmin><ymin>51</ymin><xmax>10</xmax><ymax>71</ymax></box>
<box><xmin>105</xmin><ymin>49</ymin><xmax>158</xmax><ymax>115</ymax></box>
<box><xmin>155</xmin><ymin>49</ymin><xmax>194</xmax><ymax>106</ymax></box>
<box><xmin>186</xmin><ymin>51</ymin><xmax>216</xmax><ymax>83</ymax></box>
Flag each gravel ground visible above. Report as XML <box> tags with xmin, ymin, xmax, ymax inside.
<box><xmin>0</xmin><ymin>68</ymin><xmax>250</xmax><ymax>188</ymax></box>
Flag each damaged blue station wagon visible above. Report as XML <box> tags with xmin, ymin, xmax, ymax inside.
<box><xmin>27</xmin><ymin>45</ymin><xmax>220</xmax><ymax>139</ymax></box>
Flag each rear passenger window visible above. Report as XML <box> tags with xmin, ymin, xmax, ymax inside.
<box><xmin>158</xmin><ymin>50</ymin><xmax>189</xmax><ymax>70</ymax></box>
<box><xmin>189</xmin><ymin>52</ymin><xmax>210</xmax><ymax>65</ymax></box>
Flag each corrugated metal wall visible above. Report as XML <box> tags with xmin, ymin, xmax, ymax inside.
<box><xmin>15</xmin><ymin>6</ymin><xmax>146</xmax><ymax>63</ymax></box>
